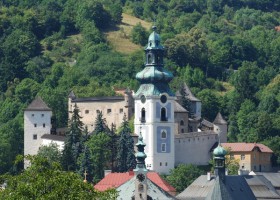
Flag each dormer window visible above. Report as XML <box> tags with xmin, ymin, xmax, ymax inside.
<box><xmin>140</xmin><ymin>108</ymin><xmax>146</xmax><ymax>123</ymax></box>
<box><xmin>160</xmin><ymin>107</ymin><xmax>167</xmax><ymax>121</ymax></box>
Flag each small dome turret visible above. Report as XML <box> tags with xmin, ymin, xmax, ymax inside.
<box><xmin>146</xmin><ymin>26</ymin><xmax>164</xmax><ymax>50</ymax></box>
<box><xmin>213</xmin><ymin>145</ymin><xmax>227</xmax><ymax>157</ymax></box>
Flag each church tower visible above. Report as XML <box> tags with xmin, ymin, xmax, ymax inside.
<box><xmin>134</xmin><ymin>130</ymin><xmax>148</xmax><ymax>200</ymax></box>
<box><xmin>134</xmin><ymin>26</ymin><xmax>175</xmax><ymax>174</ymax></box>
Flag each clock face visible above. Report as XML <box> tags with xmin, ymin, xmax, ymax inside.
<box><xmin>137</xmin><ymin>173</ymin><xmax>145</xmax><ymax>182</ymax></box>
<box><xmin>160</xmin><ymin>95</ymin><xmax>167</xmax><ymax>103</ymax></box>
<box><xmin>140</xmin><ymin>95</ymin><xmax>146</xmax><ymax>104</ymax></box>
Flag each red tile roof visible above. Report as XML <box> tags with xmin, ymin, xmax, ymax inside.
<box><xmin>221</xmin><ymin>143</ymin><xmax>273</xmax><ymax>153</ymax></box>
<box><xmin>94</xmin><ymin>171</ymin><xmax>176</xmax><ymax>194</ymax></box>
<box><xmin>94</xmin><ymin>171</ymin><xmax>134</xmax><ymax>191</ymax></box>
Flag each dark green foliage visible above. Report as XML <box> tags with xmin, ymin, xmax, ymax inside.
<box><xmin>37</xmin><ymin>143</ymin><xmax>62</xmax><ymax>164</ymax></box>
<box><xmin>0</xmin><ymin>155</ymin><xmax>118</xmax><ymax>199</ymax></box>
<box><xmin>62</xmin><ymin>103</ymin><xmax>84</xmax><ymax>171</ymax></box>
<box><xmin>115</xmin><ymin>115</ymin><xmax>136</xmax><ymax>172</ymax></box>
<box><xmin>166</xmin><ymin>164</ymin><xmax>203</xmax><ymax>193</ymax></box>
<box><xmin>93</xmin><ymin>111</ymin><xmax>110</xmax><ymax>135</ymax></box>
<box><xmin>78</xmin><ymin>145</ymin><xmax>93</xmax><ymax>182</ymax></box>
<box><xmin>86</xmin><ymin>133</ymin><xmax>112</xmax><ymax>183</ymax></box>
<box><xmin>131</xmin><ymin>23</ymin><xmax>149</xmax><ymax>46</ymax></box>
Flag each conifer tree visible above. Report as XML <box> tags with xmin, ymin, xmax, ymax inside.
<box><xmin>93</xmin><ymin>111</ymin><xmax>109</xmax><ymax>134</ymax></box>
<box><xmin>78</xmin><ymin>145</ymin><xmax>93</xmax><ymax>182</ymax></box>
<box><xmin>180</xmin><ymin>84</ymin><xmax>194</xmax><ymax>118</ymax></box>
<box><xmin>62</xmin><ymin>103</ymin><xmax>84</xmax><ymax>171</ymax></box>
<box><xmin>109</xmin><ymin>123</ymin><xmax>118</xmax><ymax>172</ymax></box>
<box><xmin>115</xmin><ymin>114</ymin><xmax>136</xmax><ymax>172</ymax></box>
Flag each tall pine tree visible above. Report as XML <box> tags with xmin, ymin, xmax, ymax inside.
<box><xmin>115</xmin><ymin>114</ymin><xmax>136</xmax><ymax>172</ymax></box>
<box><xmin>93</xmin><ymin>111</ymin><xmax>110</xmax><ymax>135</ymax></box>
<box><xmin>62</xmin><ymin>103</ymin><xmax>84</xmax><ymax>171</ymax></box>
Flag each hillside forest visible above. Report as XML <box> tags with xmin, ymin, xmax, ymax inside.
<box><xmin>0</xmin><ymin>0</ymin><xmax>279</xmax><ymax>175</ymax></box>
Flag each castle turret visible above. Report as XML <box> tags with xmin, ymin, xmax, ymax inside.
<box><xmin>134</xmin><ymin>26</ymin><xmax>175</xmax><ymax>174</ymax></box>
<box><xmin>24</xmin><ymin>97</ymin><xmax>52</xmax><ymax>168</ymax></box>
<box><xmin>213</xmin><ymin>112</ymin><xmax>228</xmax><ymax>143</ymax></box>
<box><xmin>213</xmin><ymin>144</ymin><xmax>227</xmax><ymax>181</ymax></box>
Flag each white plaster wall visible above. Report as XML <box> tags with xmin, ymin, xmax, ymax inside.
<box><xmin>24</xmin><ymin>110</ymin><xmax>51</xmax><ymax>167</ymax></box>
<box><xmin>175</xmin><ymin>133</ymin><xmax>218</xmax><ymax>166</ymax></box>
<box><xmin>213</xmin><ymin>124</ymin><xmax>227</xmax><ymax>143</ymax></box>
<box><xmin>196</xmin><ymin>102</ymin><xmax>201</xmax><ymax>118</ymax></box>
<box><xmin>134</xmin><ymin>95</ymin><xmax>175</xmax><ymax>174</ymax></box>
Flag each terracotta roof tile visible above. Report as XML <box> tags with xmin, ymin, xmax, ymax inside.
<box><xmin>221</xmin><ymin>143</ymin><xmax>273</xmax><ymax>153</ymax></box>
<box><xmin>147</xmin><ymin>172</ymin><xmax>176</xmax><ymax>193</ymax></box>
<box><xmin>94</xmin><ymin>171</ymin><xmax>176</xmax><ymax>193</ymax></box>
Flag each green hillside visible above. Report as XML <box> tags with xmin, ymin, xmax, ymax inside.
<box><xmin>0</xmin><ymin>0</ymin><xmax>279</xmax><ymax>175</ymax></box>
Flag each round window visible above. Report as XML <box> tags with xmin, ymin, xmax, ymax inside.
<box><xmin>140</xmin><ymin>95</ymin><xmax>146</xmax><ymax>104</ymax></box>
<box><xmin>160</xmin><ymin>95</ymin><xmax>167</xmax><ymax>103</ymax></box>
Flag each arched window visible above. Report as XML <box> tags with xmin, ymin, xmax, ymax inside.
<box><xmin>180</xmin><ymin>120</ymin><xmax>184</xmax><ymax>125</ymax></box>
<box><xmin>140</xmin><ymin>108</ymin><xmax>146</xmax><ymax>123</ymax></box>
<box><xmin>160</xmin><ymin>107</ymin><xmax>167</xmax><ymax>121</ymax></box>
<box><xmin>147</xmin><ymin>54</ymin><xmax>152</xmax><ymax>64</ymax></box>
<box><xmin>161</xmin><ymin>131</ymin><xmax>167</xmax><ymax>139</ymax></box>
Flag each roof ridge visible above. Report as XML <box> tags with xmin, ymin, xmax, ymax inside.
<box><xmin>25</xmin><ymin>97</ymin><xmax>51</xmax><ymax>111</ymax></box>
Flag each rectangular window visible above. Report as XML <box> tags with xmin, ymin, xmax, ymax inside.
<box><xmin>85</xmin><ymin>110</ymin><xmax>89</xmax><ymax>114</ymax></box>
<box><xmin>161</xmin><ymin>143</ymin><xmax>166</xmax><ymax>152</ymax></box>
<box><xmin>34</xmin><ymin>123</ymin><xmax>37</xmax><ymax>127</ymax></box>
<box><xmin>43</xmin><ymin>123</ymin><xmax>45</xmax><ymax>128</ymax></box>
<box><xmin>32</xmin><ymin>114</ymin><xmax>34</xmax><ymax>117</ymax></box>
<box><xmin>241</xmin><ymin>154</ymin><xmax>245</xmax><ymax>160</ymax></box>
<box><xmin>165</xmin><ymin>162</ymin><xmax>168</xmax><ymax>166</ymax></box>
<box><xmin>96</xmin><ymin>110</ymin><xmax>100</xmax><ymax>113</ymax></box>
<box><xmin>107</xmin><ymin>109</ymin><xmax>111</xmax><ymax>114</ymax></box>
<box><xmin>33</xmin><ymin>134</ymin><xmax>37</xmax><ymax>140</ymax></box>
<box><xmin>119</xmin><ymin>108</ymin><xmax>123</xmax><ymax>113</ymax></box>
<box><xmin>41</xmin><ymin>114</ymin><xmax>44</xmax><ymax>117</ymax></box>
<box><xmin>160</xmin><ymin>162</ymin><xmax>162</xmax><ymax>166</ymax></box>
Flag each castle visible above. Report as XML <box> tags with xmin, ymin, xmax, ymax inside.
<box><xmin>24</xmin><ymin>27</ymin><xmax>227</xmax><ymax>172</ymax></box>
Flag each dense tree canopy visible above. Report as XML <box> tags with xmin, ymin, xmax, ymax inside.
<box><xmin>0</xmin><ymin>0</ymin><xmax>280</xmax><ymax>178</ymax></box>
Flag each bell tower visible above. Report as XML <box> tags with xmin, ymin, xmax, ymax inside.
<box><xmin>134</xmin><ymin>26</ymin><xmax>175</xmax><ymax>174</ymax></box>
<box><xmin>134</xmin><ymin>130</ymin><xmax>148</xmax><ymax>200</ymax></box>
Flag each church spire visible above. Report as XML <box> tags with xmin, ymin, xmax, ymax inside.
<box><xmin>135</xmin><ymin>127</ymin><xmax>147</xmax><ymax>171</ymax></box>
<box><xmin>135</xmin><ymin>26</ymin><xmax>174</xmax><ymax>96</ymax></box>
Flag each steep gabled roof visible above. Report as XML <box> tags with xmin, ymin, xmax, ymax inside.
<box><xmin>117</xmin><ymin>177</ymin><xmax>176</xmax><ymax>200</ymax></box>
<box><xmin>174</xmin><ymin>101</ymin><xmax>188</xmax><ymax>113</ymax></box>
<box><xmin>94</xmin><ymin>171</ymin><xmax>176</xmax><ymax>195</ymax></box>
<box><xmin>221</xmin><ymin>143</ymin><xmax>273</xmax><ymax>153</ymax></box>
<box><xmin>25</xmin><ymin>97</ymin><xmax>51</xmax><ymax>111</ymax></box>
<box><xmin>183</xmin><ymin>83</ymin><xmax>201</xmax><ymax>102</ymax></box>
<box><xmin>177</xmin><ymin>175</ymin><xmax>257</xmax><ymax>200</ymax></box>
<box><xmin>213</xmin><ymin>112</ymin><xmax>227</xmax><ymax>125</ymax></box>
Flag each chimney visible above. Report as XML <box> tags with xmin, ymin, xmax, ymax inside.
<box><xmin>104</xmin><ymin>170</ymin><xmax>111</xmax><ymax>177</ymax></box>
<box><xmin>207</xmin><ymin>172</ymin><xmax>211</xmax><ymax>181</ymax></box>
